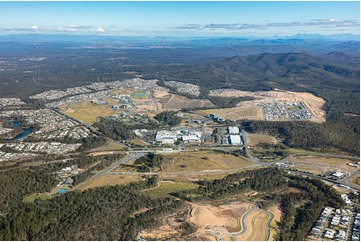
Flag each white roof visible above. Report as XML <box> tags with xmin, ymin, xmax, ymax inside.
<box><xmin>332</xmin><ymin>172</ymin><xmax>344</xmax><ymax>177</ymax></box>
<box><xmin>182</xmin><ymin>135</ymin><xmax>200</xmax><ymax>141</ymax></box>
<box><xmin>228</xmin><ymin>126</ymin><xmax>240</xmax><ymax>134</ymax></box>
<box><xmin>229</xmin><ymin>135</ymin><xmax>242</xmax><ymax>144</ymax></box>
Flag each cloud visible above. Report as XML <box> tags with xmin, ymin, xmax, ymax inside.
<box><xmin>172</xmin><ymin>24</ymin><xmax>202</xmax><ymax>30</ymax></box>
<box><xmin>96</xmin><ymin>27</ymin><xmax>105</xmax><ymax>33</ymax></box>
<box><xmin>174</xmin><ymin>19</ymin><xmax>359</xmax><ymax>31</ymax></box>
<box><xmin>31</xmin><ymin>25</ymin><xmax>39</xmax><ymax>30</ymax></box>
<box><xmin>4</xmin><ymin>25</ymin><xmax>45</xmax><ymax>32</ymax></box>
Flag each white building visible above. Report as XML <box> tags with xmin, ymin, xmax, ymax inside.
<box><xmin>182</xmin><ymin>134</ymin><xmax>201</xmax><ymax>143</ymax></box>
<box><xmin>332</xmin><ymin>172</ymin><xmax>344</xmax><ymax>178</ymax></box>
<box><xmin>228</xmin><ymin>126</ymin><xmax>240</xmax><ymax>134</ymax></box>
<box><xmin>229</xmin><ymin>134</ymin><xmax>242</xmax><ymax>145</ymax></box>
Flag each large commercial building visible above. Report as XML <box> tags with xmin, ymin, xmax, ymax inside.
<box><xmin>155</xmin><ymin>130</ymin><xmax>181</xmax><ymax>144</ymax></box>
<box><xmin>229</xmin><ymin>134</ymin><xmax>243</xmax><ymax>145</ymax></box>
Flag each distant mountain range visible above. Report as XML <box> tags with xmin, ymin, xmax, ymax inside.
<box><xmin>0</xmin><ymin>33</ymin><xmax>359</xmax><ymax>43</ymax></box>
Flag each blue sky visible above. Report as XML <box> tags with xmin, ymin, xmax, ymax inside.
<box><xmin>0</xmin><ymin>1</ymin><xmax>359</xmax><ymax>36</ymax></box>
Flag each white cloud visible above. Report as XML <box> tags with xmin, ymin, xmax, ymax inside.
<box><xmin>96</xmin><ymin>27</ymin><xmax>105</xmax><ymax>33</ymax></box>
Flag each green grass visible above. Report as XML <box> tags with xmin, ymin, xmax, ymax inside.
<box><xmin>23</xmin><ymin>193</ymin><xmax>52</xmax><ymax>203</ymax></box>
<box><xmin>141</xmin><ymin>181</ymin><xmax>198</xmax><ymax>198</ymax></box>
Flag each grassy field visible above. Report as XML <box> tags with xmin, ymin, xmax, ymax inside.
<box><xmin>129</xmin><ymin>138</ymin><xmax>150</xmax><ymax>146</ymax></box>
<box><xmin>195</xmin><ymin>106</ymin><xmax>263</xmax><ymax>121</ymax></box>
<box><xmin>131</xmin><ymin>89</ymin><xmax>147</xmax><ymax>99</ymax></box>
<box><xmin>247</xmin><ymin>133</ymin><xmax>277</xmax><ymax>146</ymax></box>
<box><xmin>141</xmin><ymin>181</ymin><xmax>198</xmax><ymax>198</ymax></box>
<box><xmin>79</xmin><ymin>174</ymin><xmax>143</xmax><ymax>191</ymax></box>
<box><xmin>61</xmin><ymin>101</ymin><xmax>119</xmax><ymax>124</ymax></box>
<box><xmin>23</xmin><ymin>193</ymin><xmax>52</xmax><ymax>203</ymax></box>
<box><xmin>292</xmin><ymin>165</ymin><xmax>332</xmax><ymax>175</ymax></box>
<box><xmin>162</xmin><ymin>151</ymin><xmax>253</xmax><ymax>172</ymax></box>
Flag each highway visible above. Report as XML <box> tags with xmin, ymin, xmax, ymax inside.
<box><xmin>75</xmin><ymin>152</ymin><xmax>145</xmax><ymax>190</ymax></box>
<box><xmin>72</xmin><ymin>129</ymin><xmax>359</xmax><ymax>192</ymax></box>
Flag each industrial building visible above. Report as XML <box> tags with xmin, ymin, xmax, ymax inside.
<box><xmin>155</xmin><ymin>130</ymin><xmax>201</xmax><ymax>144</ymax></box>
<box><xmin>155</xmin><ymin>130</ymin><xmax>181</xmax><ymax>144</ymax></box>
<box><xmin>229</xmin><ymin>134</ymin><xmax>242</xmax><ymax>145</ymax></box>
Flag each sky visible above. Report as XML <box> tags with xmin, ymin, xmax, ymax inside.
<box><xmin>0</xmin><ymin>1</ymin><xmax>359</xmax><ymax>37</ymax></box>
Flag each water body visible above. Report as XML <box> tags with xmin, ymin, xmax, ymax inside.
<box><xmin>57</xmin><ymin>189</ymin><xmax>67</xmax><ymax>194</ymax></box>
<box><xmin>12</xmin><ymin>128</ymin><xmax>32</xmax><ymax>140</ymax></box>
<box><xmin>2</xmin><ymin>120</ymin><xmax>33</xmax><ymax>140</ymax></box>
<box><xmin>10</xmin><ymin>121</ymin><xmax>21</xmax><ymax>127</ymax></box>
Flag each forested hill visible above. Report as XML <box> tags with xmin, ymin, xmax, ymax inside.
<box><xmin>159</xmin><ymin>52</ymin><xmax>359</xmax><ymax>93</ymax></box>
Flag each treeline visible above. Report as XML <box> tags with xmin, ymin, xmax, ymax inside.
<box><xmin>172</xmin><ymin>168</ymin><xmax>287</xmax><ymax>201</ymax></box>
<box><xmin>154</xmin><ymin>111</ymin><xmax>182</xmax><ymax>126</ymax></box>
<box><xmin>0</xmin><ymin>177</ymin><xmax>184</xmax><ymax>240</ymax></box>
<box><xmin>133</xmin><ymin>153</ymin><xmax>165</xmax><ymax>172</ymax></box>
<box><xmin>29</xmin><ymin>153</ymin><xmax>122</xmax><ymax>174</ymax></box>
<box><xmin>77</xmin><ymin>135</ymin><xmax>108</xmax><ymax>151</ymax></box>
<box><xmin>207</xmin><ymin>96</ymin><xmax>255</xmax><ymax>108</ymax></box>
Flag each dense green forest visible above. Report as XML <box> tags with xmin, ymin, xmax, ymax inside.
<box><xmin>0</xmin><ymin>169</ymin><xmax>55</xmax><ymax>214</ymax></box>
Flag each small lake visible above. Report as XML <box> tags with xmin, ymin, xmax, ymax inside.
<box><xmin>2</xmin><ymin>120</ymin><xmax>33</xmax><ymax>141</ymax></box>
<box><xmin>9</xmin><ymin>121</ymin><xmax>21</xmax><ymax>127</ymax></box>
